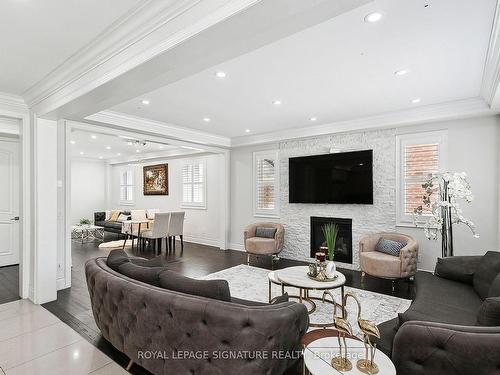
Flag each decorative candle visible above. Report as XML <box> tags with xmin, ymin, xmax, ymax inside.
<box><xmin>316</xmin><ymin>252</ymin><xmax>326</xmax><ymax>262</ymax></box>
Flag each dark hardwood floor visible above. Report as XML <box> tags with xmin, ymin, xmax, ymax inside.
<box><xmin>0</xmin><ymin>234</ymin><xmax>414</xmax><ymax>374</ymax></box>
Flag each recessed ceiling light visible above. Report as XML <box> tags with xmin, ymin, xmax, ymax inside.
<box><xmin>79</xmin><ymin>151</ymin><xmax>84</xmax><ymax>155</ymax></box>
<box><xmin>203</xmin><ymin>117</ymin><xmax>211</xmax><ymax>122</ymax></box>
<box><xmin>214</xmin><ymin>71</ymin><xmax>226</xmax><ymax>78</ymax></box>
<box><xmin>135</xmin><ymin>149</ymin><xmax>140</xmax><ymax>153</ymax></box>
<box><xmin>412</xmin><ymin>98</ymin><xmax>421</xmax><ymax>104</ymax></box>
<box><xmin>245</xmin><ymin>129</ymin><xmax>250</xmax><ymax>133</ymax></box>
<box><xmin>141</xmin><ymin>99</ymin><xmax>150</xmax><ymax>105</ymax></box>
<box><xmin>106</xmin><ymin>146</ymin><xmax>111</xmax><ymax>150</ymax></box>
<box><xmin>159</xmin><ymin>145</ymin><xmax>164</xmax><ymax>149</ymax></box>
<box><xmin>90</xmin><ymin>134</ymin><xmax>97</xmax><ymax>139</ymax></box>
<box><xmin>272</xmin><ymin>100</ymin><xmax>282</xmax><ymax>105</ymax></box>
<box><xmin>364</xmin><ymin>12</ymin><xmax>383</xmax><ymax>23</ymax></box>
<box><xmin>99</xmin><ymin>156</ymin><xmax>103</xmax><ymax>160</ymax></box>
<box><xmin>309</xmin><ymin>117</ymin><xmax>317</xmax><ymax>122</ymax></box>
<box><xmin>394</xmin><ymin>69</ymin><xmax>409</xmax><ymax>76</ymax></box>
<box><xmin>117</xmin><ymin>153</ymin><xmax>121</xmax><ymax>156</ymax></box>
<box><xmin>127</xmin><ymin>141</ymin><xmax>133</xmax><ymax>146</ymax></box>
<box><xmin>70</xmin><ymin>140</ymin><xmax>76</xmax><ymax>145</ymax></box>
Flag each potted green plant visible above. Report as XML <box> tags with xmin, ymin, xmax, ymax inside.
<box><xmin>322</xmin><ymin>223</ymin><xmax>339</xmax><ymax>278</ymax></box>
<box><xmin>79</xmin><ymin>218</ymin><xmax>91</xmax><ymax>226</ymax></box>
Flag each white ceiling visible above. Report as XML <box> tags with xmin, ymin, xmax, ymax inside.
<box><xmin>70</xmin><ymin>129</ymin><xmax>181</xmax><ymax>161</ymax></box>
<box><xmin>0</xmin><ymin>0</ymin><xmax>140</xmax><ymax>95</ymax></box>
<box><xmin>111</xmin><ymin>0</ymin><xmax>497</xmax><ymax>138</ymax></box>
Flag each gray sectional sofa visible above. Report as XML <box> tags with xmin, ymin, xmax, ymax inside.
<box><xmin>376</xmin><ymin>251</ymin><xmax>500</xmax><ymax>375</ymax></box>
<box><xmin>85</xmin><ymin>251</ymin><xmax>309</xmax><ymax>375</ymax></box>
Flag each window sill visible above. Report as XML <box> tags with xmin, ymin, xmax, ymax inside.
<box><xmin>254</xmin><ymin>213</ymin><xmax>280</xmax><ymax>219</ymax></box>
<box><xmin>119</xmin><ymin>202</ymin><xmax>135</xmax><ymax>206</ymax></box>
<box><xmin>181</xmin><ymin>203</ymin><xmax>206</xmax><ymax>210</ymax></box>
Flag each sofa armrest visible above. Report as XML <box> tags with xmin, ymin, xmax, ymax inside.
<box><xmin>244</xmin><ymin>224</ymin><xmax>258</xmax><ymax>242</ymax></box>
<box><xmin>399</xmin><ymin>241</ymin><xmax>418</xmax><ymax>278</ymax></box>
<box><xmin>434</xmin><ymin>256</ymin><xmax>483</xmax><ymax>284</ymax></box>
<box><xmin>392</xmin><ymin>321</ymin><xmax>500</xmax><ymax>375</ymax></box>
<box><xmin>274</xmin><ymin>226</ymin><xmax>285</xmax><ymax>251</ymax></box>
<box><xmin>359</xmin><ymin>233</ymin><xmax>382</xmax><ymax>253</ymax></box>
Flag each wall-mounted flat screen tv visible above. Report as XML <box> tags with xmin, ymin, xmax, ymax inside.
<box><xmin>289</xmin><ymin>150</ymin><xmax>373</xmax><ymax>204</ymax></box>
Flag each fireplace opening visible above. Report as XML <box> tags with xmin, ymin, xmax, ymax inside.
<box><xmin>310</xmin><ymin>216</ymin><xmax>352</xmax><ymax>264</ymax></box>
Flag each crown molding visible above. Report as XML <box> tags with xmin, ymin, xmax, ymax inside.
<box><xmin>23</xmin><ymin>0</ymin><xmax>261</xmax><ymax>116</ymax></box>
<box><xmin>481</xmin><ymin>0</ymin><xmax>500</xmax><ymax>108</ymax></box>
<box><xmin>85</xmin><ymin>110</ymin><xmax>231</xmax><ymax>148</ymax></box>
<box><xmin>0</xmin><ymin>92</ymin><xmax>28</xmax><ymax>114</ymax></box>
<box><xmin>231</xmin><ymin>97</ymin><xmax>495</xmax><ymax>147</ymax></box>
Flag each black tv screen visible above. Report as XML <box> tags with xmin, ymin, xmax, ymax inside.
<box><xmin>289</xmin><ymin>150</ymin><xmax>373</xmax><ymax>204</ymax></box>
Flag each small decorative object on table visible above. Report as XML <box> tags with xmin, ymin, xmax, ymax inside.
<box><xmin>308</xmin><ymin>251</ymin><xmax>337</xmax><ymax>281</ymax></box>
<box><xmin>79</xmin><ymin>218</ymin><xmax>91</xmax><ymax>226</ymax></box>
<box><xmin>322</xmin><ymin>223</ymin><xmax>339</xmax><ymax>278</ymax></box>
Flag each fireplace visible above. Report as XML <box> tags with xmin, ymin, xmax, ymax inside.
<box><xmin>310</xmin><ymin>217</ymin><xmax>352</xmax><ymax>264</ymax></box>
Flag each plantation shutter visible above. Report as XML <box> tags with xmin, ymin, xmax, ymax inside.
<box><xmin>254</xmin><ymin>150</ymin><xmax>279</xmax><ymax>217</ymax></box>
<box><xmin>182</xmin><ymin>161</ymin><xmax>205</xmax><ymax>206</ymax></box>
<box><xmin>404</xmin><ymin>143</ymin><xmax>439</xmax><ymax>215</ymax></box>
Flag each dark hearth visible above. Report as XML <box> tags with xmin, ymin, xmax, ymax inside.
<box><xmin>310</xmin><ymin>217</ymin><xmax>352</xmax><ymax>264</ymax></box>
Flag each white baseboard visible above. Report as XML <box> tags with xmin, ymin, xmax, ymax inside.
<box><xmin>228</xmin><ymin>242</ymin><xmax>245</xmax><ymax>251</ymax></box>
<box><xmin>182</xmin><ymin>234</ymin><xmax>220</xmax><ymax>248</ymax></box>
<box><xmin>56</xmin><ymin>277</ymin><xmax>70</xmax><ymax>291</ymax></box>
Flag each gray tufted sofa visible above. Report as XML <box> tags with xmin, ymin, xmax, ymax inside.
<box><xmin>85</xmin><ymin>257</ymin><xmax>309</xmax><ymax>375</ymax></box>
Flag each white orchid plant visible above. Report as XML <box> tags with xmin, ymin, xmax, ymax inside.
<box><xmin>413</xmin><ymin>172</ymin><xmax>479</xmax><ymax>241</ymax></box>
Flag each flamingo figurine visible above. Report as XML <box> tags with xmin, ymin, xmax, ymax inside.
<box><xmin>322</xmin><ymin>291</ymin><xmax>352</xmax><ymax>372</ymax></box>
<box><xmin>343</xmin><ymin>292</ymin><xmax>381</xmax><ymax>375</ymax></box>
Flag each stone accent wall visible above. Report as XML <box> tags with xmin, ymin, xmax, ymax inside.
<box><xmin>279</xmin><ymin>128</ymin><xmax>397</xmax><ymax>269</ymax></box>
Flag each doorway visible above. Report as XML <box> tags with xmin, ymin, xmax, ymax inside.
<box><xmin>0</xmin><ymin>136</ymin><xmax>21</xmax><ymax>303</ymax></box>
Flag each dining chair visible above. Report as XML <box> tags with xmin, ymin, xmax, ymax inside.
<box><xmin>139</xmin><ymin>212</ymin><xmax>171</xmax><ymax>255</ymax></box>
<box><xmin>167</xmin><ymin>211</ymin><xmax>185</xmax><ymax>252</ymax></box>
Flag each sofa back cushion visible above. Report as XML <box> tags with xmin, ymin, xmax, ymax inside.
<box><xmin>159</xmin><ymin>270</ymin><xmax>231</xmax><ymax>302</ymax></box>
<box><xmin>489</xmin><ymin>273</ymin><xmax>500</xmax><ymax>298</ymax></box>
<box><xmin>473</xmin><ymin>251</ymin><xmax>500</xmax><ymax>300</ymax></box>
<box><xmin>117</xmin><ymin>262</ymin><xmax>165</xmax><ymax>287</ymax></box>
<box><xmin>477</xmin><ymin>296</ymin><xmax>500</xmax><ymax>326</ymax></box>
<box><xmin>106</xmin><ymin>249</ymin><xmax>130</xmax><ymax>271</ymax></box>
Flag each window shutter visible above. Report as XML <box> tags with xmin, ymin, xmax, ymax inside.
<box><xmin>182</xmin><ymin>162</ymin><xmax>205</xmax><ymax>206</ymax></box>
<box><xmin>256</xmin><ymin>157</ymin><xmax>276</xmax><ymax>210</ymax></box>
<box><xmin>404</xmin><ymin>143</ymin><xmax>439</xmax><ymax>215</ymax></box>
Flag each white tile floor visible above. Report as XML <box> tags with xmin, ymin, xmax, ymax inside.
<box><xmin>0</xmin><ymin>299</ymin><xmax>129</xmax><ymax>375</ymax></box>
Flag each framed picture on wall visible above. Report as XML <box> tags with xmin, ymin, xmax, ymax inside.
<box><xmin>143</xmin><ymin>164</ymin><xmax>169</xmax><ymax>195</ymax></box>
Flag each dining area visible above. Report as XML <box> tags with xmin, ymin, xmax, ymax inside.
<box><xmin>120</xmin><ymin>209</ymin><xmax>185</xmax><ymax>255</ymax></box>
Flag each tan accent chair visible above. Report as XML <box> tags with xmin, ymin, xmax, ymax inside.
<box><xmin>244</xmin><ymin>222</ymin><xmax>284</xmax><ymax>267</ymax></box>
<box><xmin>359</xmin><ymin>232</ymin><xmax>418</xmax><ymax>291</ymax></box>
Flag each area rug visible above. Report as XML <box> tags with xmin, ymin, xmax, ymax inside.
<box><xmin>98</xmin><ymin>239</ymin><xmax>134</xmax><ymax>249</ymax></box>
<box><xmin>202</xmin><ymin>264</ymin><xmax>411</xmax><ymax>337</ymax></box>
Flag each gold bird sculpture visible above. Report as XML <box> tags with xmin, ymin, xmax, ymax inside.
<box><xmin>344</xmin><ymin>292</ymin><xmax>381</xmax><ymax>375</ymax></box>
<box><xmin>322</xmin><ymin>291</ymin><xmax>353</xmax><ymax>372</ymax></box>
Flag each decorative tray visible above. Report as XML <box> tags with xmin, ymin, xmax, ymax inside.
<box><xmin>307</xmin><ymin>272</ymin><xmax>338</xmax><ymax>282</ymax></box>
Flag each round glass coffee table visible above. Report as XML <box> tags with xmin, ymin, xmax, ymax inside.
<box><xmin>304</xmin><ymin>337</ymin><xmax>395</xmax><ymax>375</ymax></box>
<box><xmin>273</xmin><ymin>266</ymin><xmax>346</xmax><ymax>328</ymax></box>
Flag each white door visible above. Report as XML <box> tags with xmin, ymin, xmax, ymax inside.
<box><xmin>0</xmin><ymin>139</ymin><xmax>20</xmax><ymax>266</ymax></box>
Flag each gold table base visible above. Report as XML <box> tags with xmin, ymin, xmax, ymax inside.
<box><xmin>357</xmin><ymin>359</ymin><xmax>379</xmax><ymax>374</ymax></box>
<box><xmin>332</xmin><ymin>357</ymin><xmax>352</xmax><ymax>372</ymax></box>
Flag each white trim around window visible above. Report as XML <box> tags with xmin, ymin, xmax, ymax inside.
<box><xmin>119</xmin><ymin>168</ymin><xmax>135</xmax><ymax>206</ymax></box>
<box><xmin>396</xmin><ymin>130</ymin><xmax>448</xmax><ymax>226</ymax></box>
<box><xmin>253</xmin><ymin>150</ymin><xmax>280</xmax><ymax>218</ymax></box>
<box><xmin>181</xmin><ymin>159</ymin><xmax>207</xmax><ymax>209</ymax></box>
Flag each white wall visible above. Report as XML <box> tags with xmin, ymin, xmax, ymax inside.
<box><xmin>71</xmin><ymin>159</ymin><xmax>106</xmax><ymax>224</ymax></box>
<box><xmin>108</xmin><ymin>154</ymin><xmax>221</xmax><ymax>247</ymax></box>
<box><xmin>230</xmin><ymin>115</ymin><xmax>500</xmax><ymax>271</ymax></box>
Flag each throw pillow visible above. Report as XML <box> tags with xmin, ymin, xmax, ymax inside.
<box><xmin>477</xmin><ymin>296</ymin><xmax>500</xmax><ymax>326</ymax></box>
<box><xmin>109</xmin><ymin>210</ymin><xmax>121</xmax><ymax>222</ymax></box>
<box><xmin>272</xmin><ymin>292</ymin><xmax>289</xmax><ymax>305</ymax></box>
<box><xmin>375</xmin><ymin>238</ymin><xmax>406</xmax><ymax>257</ymax></box>
<box><xmin>117</xmin><ymin>262</ymin><xmax>165</xmax><ymax>287</ymax></box>
<box><xmin>159</xmin><ymin>270</ymin><xmax>231</xmax><ymax>302</ymax></box>
<box><xmin>106</xmin><ymin>249</ymin><xmax>130</xmax><ymax>271</ymax></box>
<box><xmin>255</xmin><ymin>227</ymin><xmax>277</xmax><ymax>239</ymax></box>
<box><xmin>116</xmin><ymin>213</ymin><xmax>129</xmax><ymax>223</ymax></box>
<box><xmin>434</xmin><ymin>256</ymin><xmax>482</xmax><ymax>285</ymax></box>
<box><xmin>473</xmin><ymin>251</ymin><xmax>500</xmax><ymax>300</ymax></box>
<box><xmin>488</xmin><ymin>272</ymin><xmax>500</xmax><ymax>298</ymax></box>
